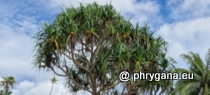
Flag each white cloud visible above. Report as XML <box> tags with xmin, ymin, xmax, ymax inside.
<box><xmin>0</xmin><ymin>21</ymin><xmax>37</xmax><ymax>79</ymax></box>
<box><xmin>168</xmin><ymin>0</ymin><xmax>210</xmax><ymax>20</ymax></box>
<box><xmin>13</xmin><ymin>15</ymin><xmax>39</xmax><ymax>35</ymax></box>
<box><xmin>158</xmin><ymin>17</ymin><xmax>210</xmax><ymax>68</ymax></box>
<box><xmin>11</xmin><ymin>79</ymin><xmax>92</xmax><ymax>95</ymax></box>
<box><xmin>0</xmin><ymin>12</ymin><xmax>62</xmax><ymax>94</ymax></box>
<box><xmin>43</xmin><ymin>0</ymin><xmax>162</xmax><ymax>29</ymax></box>
<box><xmin>13</xmin><ymin>80</ymin><xmax>35</xmax><ymax>92</ymax></box>
<box><xmin>12</xmin><ymin>80</ymin><xmax>71</xmax><ymax>95</ymax></box>
<box><xmin>0</xmin><ymin>19</ymin><xmax>88</xmax><ymax>94</ymax></box>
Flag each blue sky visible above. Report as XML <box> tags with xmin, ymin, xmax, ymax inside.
<box><xmin>0</xmin><ymin>0</ymin><xmax>210</xmax><ymax>95</ymax></box>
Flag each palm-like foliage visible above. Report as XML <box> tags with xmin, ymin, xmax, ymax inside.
<box><xmin>33</xmin><ymin>2</ymin><xmax>175</xmax><ymax>95</ymax></box>
<box><xmin>49</xmin><ymin>75</ymin><xmax>57</xmax><ymax>95</ymax></box>
<box><xmin>0</xmin><ymin>90</ymin><xmax>12</xmax><ymax>95</ymax></box>
<box><xmin>115</xmin><ymin>25</ymin><xmax>175</xmax><ymax>95</ymax></box>
<box><xmin>0</xmin><ymin>76</ymin><xmax>15</xmax><ymax>94</ymax></box>
<box><xmin>175</xmin><ymin>49</ymin><xmax>210</xmax><ymax>95</ymax></box>
<box><xmin>34</xmin><ymin>2</ymin><xmax>129</xmax><ymax>94</ymax></box>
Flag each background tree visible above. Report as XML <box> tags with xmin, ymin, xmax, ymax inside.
<box><xmin>0</xmin><ymin>76</ymin><xmax>15</xmax><ymax>95</ymax></box>
<box><xmin>175</xmin><ymin>49</ymin><xmax>210</xmax><ymax>95</ymax></box>
<box><xmin>33</xmin><ymin>2</ymin><xmax>175</xmax><ymax>95</ymax></box>
<box><xmin>49</xmin><ymin>74</ymin><xmax>57</xmax><ymax>95</ymax></box>
<box><xmin>0</xmin><ymin>90</ymin><xmax>12</xmax><ymax>95</ymax></box>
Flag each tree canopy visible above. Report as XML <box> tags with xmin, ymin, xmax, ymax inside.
<box><xmin>175</xmin><ymin>49</ymin><xmax>210</xmax><ymax>95</ymax></box>
<box><xmin>0</xmin><ymin>76</ymin><xmax>15</xmax><ymax>95</ymax></box>
<box><xmin>33</xmin><ymin>2</ymin><xmax>175</xmax><ymax>95</ymax></box>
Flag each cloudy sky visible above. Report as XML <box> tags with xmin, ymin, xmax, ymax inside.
<box><xmin>0</xmin><ymin>0</ymin><xmax>210</xmax><ymax>95</ymax></box>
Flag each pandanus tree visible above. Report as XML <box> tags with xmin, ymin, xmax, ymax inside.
<box><xmin>34</xmin><ymin>3</ymin><xmax>125</xmax><ymax>94</ymax></box>
<box><xmin>0</xmin><ymin>76</ymin><xmax>15</xmax><ymax>95</ymax></box>
<box><xmin>33</xmin><ymin>2</ymin><xmax>175</xmax><ymax>95</ymax></box>
<box><xmin>175</xmin><ymin>49</ymin><xmax>210</xmax><ymax>95</ymax></box>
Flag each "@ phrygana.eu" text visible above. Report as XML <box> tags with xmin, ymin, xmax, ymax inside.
<box><xmin>119</xmin><ymin>71</ymin><xmax>194</xmax><ymax>82</ymax></box>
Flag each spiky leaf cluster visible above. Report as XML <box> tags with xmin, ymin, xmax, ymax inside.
<box><xmin>34</xmin><ymin>2</ymin><xmax>175</xmax><ymax>94</ymax></box>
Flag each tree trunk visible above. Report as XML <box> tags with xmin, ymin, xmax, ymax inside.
<box><xmin>154</xmin><ymin>89</ymin><xmax>158</xmax><ymax>95</ymax></box>
<box><xmin>5</xmin><ymin>84</ymin><xmax>9</xmax><ymax>94</ymax></box>
<box><xmin>92</xmin><ymin>85</ymin><xmax>97</xmax><ymax>95</ymax></box>
<box><xmin>49</xmin><ymin>83</ymin><xmax>54</xmax><ymax>95</ymax></box>
<box><xmin>150</xmin><ymin>89</ymin><xmax>153</xmax><ymax>95</ymax></box>
<box><xmin>91</xmin><ymin>74</ymin><xmax>98</xmax><ymax>95</ymax></box>
<box><xmin>207</xmin><ymin>49</ymin><xmax>210</xmax><ymax>70</ymax></box>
